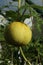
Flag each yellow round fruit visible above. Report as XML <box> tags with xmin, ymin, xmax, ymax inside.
<box><xmin>4</xmin><ymin>21</ymin><xmax>32</xmax><ymax>46</ymax></box>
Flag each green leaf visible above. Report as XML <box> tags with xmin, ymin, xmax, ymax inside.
<box><xmin>0</xmin><ymin>32</ymin><xmax>5</xmax><ymax>41</ymax></box>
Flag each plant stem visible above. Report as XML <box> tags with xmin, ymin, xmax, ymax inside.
<box><xmin>19</xmin><ymin>47</ymin><xmax>32</xmax><ymax>65</ymax></box>
<box><xmin>18</xmin><ymin>0</ymin><xmax>21</xmax><ymax>9</ymax></box>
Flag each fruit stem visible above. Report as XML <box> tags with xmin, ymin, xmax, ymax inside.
<box><xmin>18</xmin><ymin>0</ymin><xmax>21</xmax><ymax>9</ymax></box>
<box><xmin>19</xmin><ymin>47</ymin><xmax>32</xmax><ymax>65</ymax></box>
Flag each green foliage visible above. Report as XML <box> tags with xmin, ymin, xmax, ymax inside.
<box><xmin>0</xmin><ymin>1</ymin><xmax>43</xmax><ymax>65</ymax></box>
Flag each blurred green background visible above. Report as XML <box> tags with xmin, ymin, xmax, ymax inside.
<box><xmin>0</xmin><ymin>0</ymin><xmax>43</xmax><ymax>65</ymax></box>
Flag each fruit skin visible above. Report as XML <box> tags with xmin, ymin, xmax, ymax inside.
<box><xmin>4</xmin><ymin>21</ymin><xmax>32</xmax><ymax>46</ymax></box>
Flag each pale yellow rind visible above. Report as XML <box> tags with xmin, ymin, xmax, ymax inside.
<box><xmin>8</xmin><ymin>22</ymin><xmax>32</xmax><ymax>45</ymax></box>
